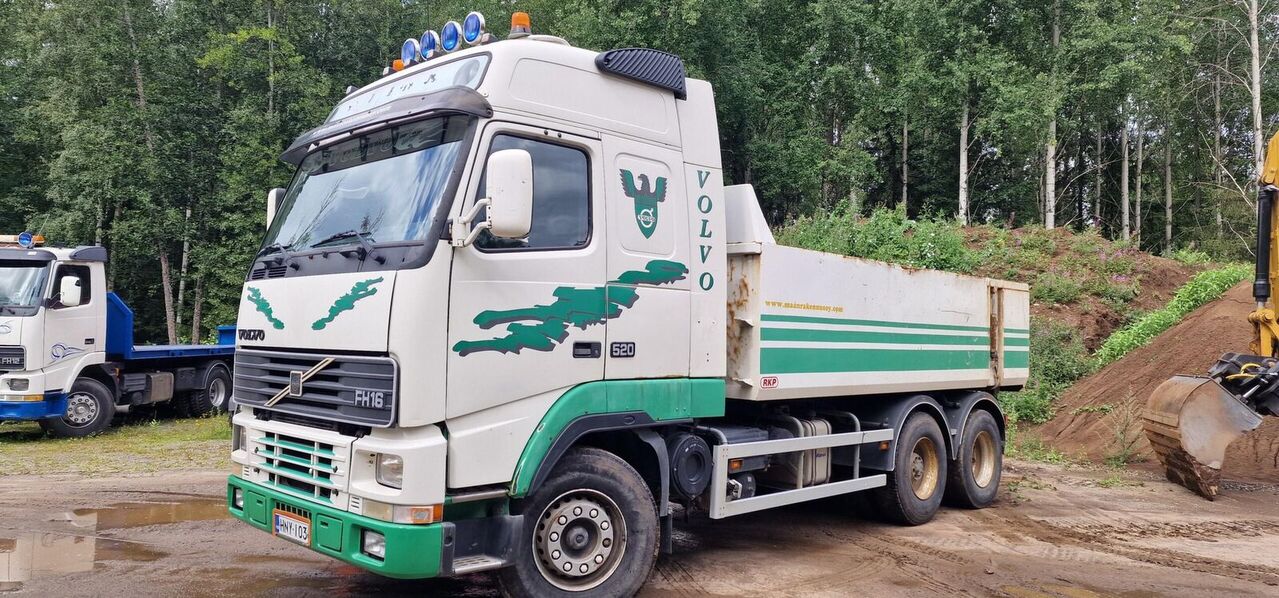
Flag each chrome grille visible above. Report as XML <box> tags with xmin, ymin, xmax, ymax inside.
<box><xmin>257</xmin><ymin>431</ymin><xmax>339</xmax><ymax>504</ymax></box>
<box><xmin>234</xmin><ymin>349</ymin><xmax>396</xmax><ymax>427</ymax></box>
<box><xmin>0</xmin><ymin>346</ymin><xmax>24</xmax><ymax>371</ymax></box>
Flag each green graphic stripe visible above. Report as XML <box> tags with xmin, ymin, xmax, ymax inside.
<box><xmin>761</xmin><ymin>347</ymin><xmax>990</xmax><ymax>374</ymax></box>
<box><xmin>762</xmin><ymin>313</ymin><xmax>991</xmax><ymax>333</ymax></box>
<box><xmin>1005</xmin><ymin>327</ymin><xmax>1030</xmax><ymax>334</ymax></box>
<box><xmin>761</xmin><ymin>327</ymin><xmax>1029</xmax><ymax>347</ymax></box>
<box><xmin>1005</xmin><ymin>350</ymin><xmax>1029</xmax><ymax>369</ymax></box>
<box><xmin>313</xmin><ymin>277</ymin><xmax>384</xmax><ymax>330</ymax></box>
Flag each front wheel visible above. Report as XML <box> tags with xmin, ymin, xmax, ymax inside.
<box><xmin>872</xmin><ymin>412</ymin><xmax>948</xmax><ymax>526</ymax></box>
<box><xmin>40</xmin><ymin>378</ymin><xmax>116</xmax><ymax>438</ymax></box>
<box><xmin>499</xmin><ymin>447</ymin><xmax>658</xmax><ymax>598</ymax></box>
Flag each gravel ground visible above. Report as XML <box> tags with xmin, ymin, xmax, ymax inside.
<box><xmin>1</xmin><ymin>460</ymin><xmax>1278</xmax><ymax>597</ymax></box>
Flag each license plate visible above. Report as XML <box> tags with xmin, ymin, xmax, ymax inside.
<box><xmin>273</xmin><ymin>509</ymin><xmax>311</xmax><ymax>546</ymax></box>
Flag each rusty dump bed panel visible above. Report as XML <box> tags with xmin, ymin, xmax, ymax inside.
<box><xmin>725</xmin><ymin>242</ymin><xmax>1029</xmax><ymax>401</ymax></box>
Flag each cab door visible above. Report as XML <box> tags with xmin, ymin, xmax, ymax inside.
<box><xmin>42</xmin><ymin>263</ymin><xmax>104</xmax><ymax>389</ymax></box>
<box><xmin>446</xmin><ymin>123</ymin><xmax>606</xmax><ymax>419</ymax></box>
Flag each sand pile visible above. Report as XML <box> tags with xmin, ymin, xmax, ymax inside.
<box><xmin>1037</xmin><ymin>282</ymin><xmax>1279</xmax><ymax>483</ymax></box>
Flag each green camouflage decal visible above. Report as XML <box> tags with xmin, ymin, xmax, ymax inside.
<box><xmin>620</xmin><ymin>169</ymin><xmax>668</xmax><ymax>238</ymax></box>
<box><xmin>312</xmin><ymin>277</ymin><xmax>384</xmax><ymax>330</ymax></box>
<box><xmin>453</xmin><ymin>260</ymin><xmax>687</xmax><ymax>356</ymax></box>
<box><xmin>246</xmin><ymin>287</ymin><xmax>284</xmax><ymax>330</ymax></box>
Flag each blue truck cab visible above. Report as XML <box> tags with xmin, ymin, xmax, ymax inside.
<box><xmin>0</xmin><ymin>237</ymin><xmax>234</xmax><ymax>437</ymax></box>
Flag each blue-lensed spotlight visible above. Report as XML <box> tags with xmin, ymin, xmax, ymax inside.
<box><xmin>441</xmin><ymin>21</ymin><xmax>461</xmax><ymax>52</ymax></box>
<box><xmin>420</xmin><ymin>30</ymin><xmax>441</xmax><ymax>59</ymax></box>
<box><xmin>463</xmin><ymin>12</ymin><xmax>486</xmax><ymax>45</ymax></box>
<box><xmin>400</xmin><ymin>38</ymin><xmax>421</xmax><ymax>65</ymax></box>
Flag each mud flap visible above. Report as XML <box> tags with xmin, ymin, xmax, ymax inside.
<box><xmin>1143</xmin><ymin>376</ymin><xmax>1264</xmax><ymax>499</ymax></box>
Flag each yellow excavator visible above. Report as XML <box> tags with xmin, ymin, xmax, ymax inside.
<box><xmin>1144</xmin><ymin>131</ymin><xmax>1279</xmax><ymax>499</ymax></box>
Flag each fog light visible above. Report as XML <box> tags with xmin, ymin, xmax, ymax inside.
<box><xmin>232</xmin><ymin>488</ymin><xmax>244</xmax><ymax>509</ymax></box>
<box><xmin>6</xmin><ymin>378</ymin><xmax>29</xmax><ymax>392</ymax></box>
<box><xmin>362</xmin><ymin>530</ymin><xmax>387</xmax><ymax>559</ymax></box>
<box><xmin>375</xmin><ymin>453</ymin><xmax>403</xmax><ymax>489</ymax></box>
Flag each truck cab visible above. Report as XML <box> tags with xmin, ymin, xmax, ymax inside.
<box><xmin>0</xmin><ymin>237</ymin><xmax>234</xmax><ymax>436</ymax></box>
<box><xmin>227</xmin><ymin>12</ymin><xmax>1026</xmax><ymax>597</ymax></box>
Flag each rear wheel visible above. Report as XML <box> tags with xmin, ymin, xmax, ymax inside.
<box><xmin>499</xmin><ymin>447</ymin><xmax>658</xmax><ymax>598</ymax></box>
<box><xmin>945</xmin><ymin>410</ymin><xmax>1003</xmax><ymax>508</ymax></box>
<box><xmin>40</xmin><ymin>378</ymin><xmax>115</xmax><ymax>438</ymax></box>
<box><xmin>873</xmin><ymin>412</ymin><xmax>948</xmax><ymax>525</ymax></box>
<box><xmin>186</xmin><ymin>363</ymin><xmax>231</xmax><ymax>416</ymax></box>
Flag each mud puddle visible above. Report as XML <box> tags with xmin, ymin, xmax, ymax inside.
<box><xmin>0</xmin><ymin>498</ymin><xmax>227</xmax><ymax>592</ymax></box>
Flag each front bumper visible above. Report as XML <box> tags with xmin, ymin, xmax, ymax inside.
<box><xmin>227</xmin><ymin>476</ymin><xmax>446</xmax><ymax>579</ymax></box>
<box><xmin>0</xmin><ymin>392</ymin><xmax>66</xmax><ymax>421</ymax></box>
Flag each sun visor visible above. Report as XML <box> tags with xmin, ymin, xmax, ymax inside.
<box><xmin>281</xmin><ymin>86</ymin><xmax>492</xmax><ymax>165</ymax></box>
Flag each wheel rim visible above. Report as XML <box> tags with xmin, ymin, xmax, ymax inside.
<box><xmin>64</xmin><ymin>393</ymin><xmax>99</xmax><ymax>428</ymax></box>
<box><xmin>909</xmin><ymin>436</ymin><xmax>940</xmax><ymax>500</ymax></box>
<box><xmin>208</xmin><ymin>376</ymin><xmax>228</xmax><ymax>408</ymax></box>
<box><xmin>971</xmin><ymin>430</ymin><xmax>997</xmax><ymax>488</ymax></box>
<box><xmin>533</xmin><ymin>488</ymin><xmax>627</xmax><ymax>591</ymax></box>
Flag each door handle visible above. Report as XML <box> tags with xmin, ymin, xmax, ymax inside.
<box><xmin>572</xmin><ymin>342</ymin><xmax>601</xmax><ymax>359</ymax></box>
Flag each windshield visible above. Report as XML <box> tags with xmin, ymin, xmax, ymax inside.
<box><xmin>264</xmin><ymin>115</ymin><xmax>471</xmax><ymax>253</ymax></box>
<box><xmin>0</xmin><ymin>261</ymin><xmax>50</xmax><ymax>313</ymax></box>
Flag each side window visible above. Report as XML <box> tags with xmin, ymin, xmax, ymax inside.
<box><xmin>51</xmin><ymin>265</ymin><xmax>92</xmax><ymax>308</ymax></box>
<box><xmin>475</xmin><ymin>134</ymin><xmax>591</xmax><ymax>250</ymax></box>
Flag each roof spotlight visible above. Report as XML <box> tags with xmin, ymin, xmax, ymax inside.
<box><xmin>441</xmin><ymin>20</ymin><xmax>461</xmax><ymax>52</ymax></box>
<box><xmin>463</xmin><ymin>12</ymin><xmax>486</xmax><ymax>45</ymax></box>
<box><xmin>420</xmin><ymin>30</ymin><xmax>441</xmax><ymax>59</ymax></box>
<box><xmin>400</xmin><ymin>38</ymin><xmax>421</xmax><ymax>66</ymax></box>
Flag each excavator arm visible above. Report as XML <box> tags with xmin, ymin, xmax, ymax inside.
<box><xmin>1143</xmin><ymin>130</ymin><xmax>1279</xmax><ymax>498</ymax></box>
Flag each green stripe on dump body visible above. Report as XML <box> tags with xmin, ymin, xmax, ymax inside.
<box><xmin>1004</xmin><ymin>349</ymin><xmax>1030</xmax><ymax>369</ymax></box>
<box><xmin>762</xmin><ymin>313</ymin><xmax>991</xmax><ymax>333</ymax></box>
<box><xmin>762</xmin><ymin>328</ymin><xmax>990</xmax><ymax>346</ymax></box>
<box><xmin>761</xmin><ymin>347</ymin><xmax>989</xmax><ymax>374</ymax></box>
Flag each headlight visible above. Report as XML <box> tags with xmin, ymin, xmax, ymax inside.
<box><xmin>6</xmin><ymin>378</ymin><xmax>29</xmax><ymax>392</ymax></box>
<box><xmin>232</xmin><ymin>488</ymin><xmax>244</xmax><ymax>509</ymax></box>
<box><xmin>362</xmin><ymin>530</ymin><xmax>387</xmax><ymax>559</ymax></box>
<box><xmin>375</xmin><ymin>453</ymin><xmax>403</xmax><ymax>489</ymax></box>
<box><xmin>233</xmin><ymin>425</ymin><xmax>246</xmax><ymax>452</ymax></box>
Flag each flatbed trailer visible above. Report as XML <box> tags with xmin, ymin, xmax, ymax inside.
<box><xmin>0</xmin><ymin>242</ymin><xmax>234</xmax><ymax>436</ymax></box>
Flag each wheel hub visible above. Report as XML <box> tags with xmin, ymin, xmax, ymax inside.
<box><xmin>909</xmin><ymin>436</ymin><xmax>939</xmax><ymax>500</ymax></box>
<box><xmin>971</xmin><ymin>430</ymin><xmax>996</xmax><ymax>488</ymax></box>
<box><xmin>533</xmin><ymin>489</ymin><xmax>626</xmax><ymax>591</ymax></box>
<box><xmin>64</xmin><ymin>393</ymin><xmax>98</xmax><ymax>427</ymax></box>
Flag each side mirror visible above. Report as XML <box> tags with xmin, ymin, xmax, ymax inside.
<box><xmin>59</xmin><ymin>276</ymin><xmax>83</xmax><ymax>308</ymax></box>
<box><xmin>485</xmin><ymin>149</ymin><xmax>534</xmax><ymax>238</ymax></box>
<box><xmin>266</xmin><ymin>188</ymin><xmax>286</xmax><ymax>228</ymax></box>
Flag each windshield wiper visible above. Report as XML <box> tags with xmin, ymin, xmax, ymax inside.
<box><xmin>311</xmin><ymin>230</ymin><xmax>384</xmax><ymax>263</ymax></box>
<box><xmin>255</xmin><ymin>242</ymin><xmax>296</xmax><ymax>267</ymax></box>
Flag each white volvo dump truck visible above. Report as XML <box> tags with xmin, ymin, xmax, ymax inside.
<box><xmin>226</xmin><ymin>11</ymin><xmax>1029</xmax><ymax>597</ymax></box>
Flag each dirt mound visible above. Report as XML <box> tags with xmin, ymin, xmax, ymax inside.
<box><xmin>1036</xmin><ymin>282</ymin><xmax>1279</xmax><ymax>483</ymax></box>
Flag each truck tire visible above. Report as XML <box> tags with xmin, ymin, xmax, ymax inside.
<box><xmin>944</xmin><ymin>409</ymin><xmax>1002</xmax><ymax>509</ymax></box>
<box><xmin>40</xmin><ymin>378</ymin><xmax>116</xmax><ymax>438</ymax></box>
<box><xmin>186</xmin><ymin>363</ymin><xmax>231</xmax><ymax>416</ymax></box>
<box><xmin>872</xmin><ymin>412</ymin><xmax>948</xmax><ymax>526</ymax></box>
<box><xmin>499</xmin><ymin>447</ymin><xmax>659</xmax><ymax>598</ymax></box>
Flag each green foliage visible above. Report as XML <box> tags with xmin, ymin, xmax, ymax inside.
<box><xmin>1095</xmin><ymin>264</ymin><xmax>1251</xmax><ymax>366</ymax></box>
<box><xmin>775</xmin><ymin>205</ymin><xmax>980</xmax><ymax>273</ymax></box>
<box><xmin>1031</xmin><ymin>272</ymin><xmax>1082</xmax><ymax>304</ymax></box>
<box><xmin>999</xmin><ymin>318</ymin><xmax>1091</xmax><ymax>424</ymax></box>
<box><xmin>1170</xmin><ymin>248</ymin><xmax>1213</xmax><ymax>265</ymax></box>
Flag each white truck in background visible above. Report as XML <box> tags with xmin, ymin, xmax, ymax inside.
<box><xmin>226</xmin><ymin>11</ymin><xmax>1029</xmax><ymax>597</ymax></box>
<box><xmin>0</xmin><ymin>236</ymin><xmax>235</xmax><ymax>437</ymax></box>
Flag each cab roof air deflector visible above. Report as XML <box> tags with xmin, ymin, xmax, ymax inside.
<box><xmin>595</xmin><ymin>48</ymin><xmax>688</xmax><ymax>100</ymax></box>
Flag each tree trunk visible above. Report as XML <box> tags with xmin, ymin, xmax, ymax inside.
<box><xmin>1045</xmin><ymin>0</ymin><xmax>1060</xmax><ymax>229</ymax></box>
<box><xmin>1164</xmin><ymin>136</ymin><xmax>1173</xmax><ymax>253</ymax></box>
<box><xmin>958</xmin><ymin>101</ymin><xmax>970</xmax><ymax>225</ymax></box>
<box><xmin>159</xmin><ymin>252</ymin><xmax>178</xmax><ymax>345</ymax></box>
<box><xmin>1121</xmin><ymin>111</ymin><xmax>1130</xmax><ymax>240</ymax></box>
<box><xmin>267</xmin><ymin>2</ymin><xmax>276</xmax><ymax>116</ymax></box>
<box><xmin>901</xmin><ymin>117</ymin><xmax>909</xmax><ymax>209</ymax></box>
<box><xmin>176</xmin><ymin>206</ymin><xmax>191</xmax><ymax>328</ymax></box>
<box><xmin>1213</xmin><ymin>72</ymin><xmax>1224</xmax><ymax>236</ymax></box>
<box><xmin>1095</xmin><ymin>124</ymin><xmax>1104</xmax><ymax>226</ymax></box>
<box><xmin>1249</xmin><ymin>0</ymin><xmax>1263</xmax><ymax>182</ymax></box>
<box><xmin>1135</xmin><ymin>119</ymin><xmax>1144</xmax><ymax>246</ymax></box>
<box><xmin>190</xmin><ymin>278</ymin><xmax>204</xmax><ymax>343</ymax></box>
<box><xmin>121</xmin><ymin>1</ymin><xmax>156</xmax><ymax>154</ymax></box>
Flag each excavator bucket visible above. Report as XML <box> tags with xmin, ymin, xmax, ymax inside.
<box><xmin>1143</xmin><ymin>376</ymin><xmax>1264</xmax><ymax>499</ymax></box>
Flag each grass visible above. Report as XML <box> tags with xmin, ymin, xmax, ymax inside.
<box><xmin>0</xmin><ymin>414</ymin><xmax>231</xmax><ymax>476</ymax></box>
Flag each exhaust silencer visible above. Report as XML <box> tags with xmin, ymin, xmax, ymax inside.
<box><xmin>1143</xmin><ymin>375</ymin><xmax>1264</xmax><ymax>499</ymax></box>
